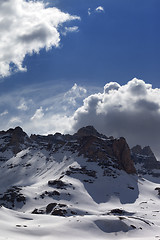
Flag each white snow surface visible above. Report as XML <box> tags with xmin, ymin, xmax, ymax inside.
<box><xmin>0</xmin><ymin>144</ymin><xmax>160</xmax><ymax>239</ymax></box>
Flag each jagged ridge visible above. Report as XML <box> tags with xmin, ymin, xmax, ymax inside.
<box><xmin>0</xmin><ymin>125</ymin><xmax>137</xmax><ymax>174</ymax></box>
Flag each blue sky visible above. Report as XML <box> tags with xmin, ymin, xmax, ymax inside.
<box><xmin>1</xmin><ymin>0</ymin><xmax>160</xmax><ymax>88</ymax></box>
<box><xmin>0</xmin><ymin>0</ymin><xmax>160</xmax><ymax>157</ymax></box>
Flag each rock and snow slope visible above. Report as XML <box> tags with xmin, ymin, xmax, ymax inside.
<box><xmin>0</xmin><ymin>126</ymin><xmax>160</xmax><ymax>239</ymax></box>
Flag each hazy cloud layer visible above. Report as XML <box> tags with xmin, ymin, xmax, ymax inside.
<box><xmin>0</xmin><ymin>110</ymin><xmax>8</xmax><ymax>117</ymax></box>
<box><xmin>0</xmin><ymin>82</ymin><xmax>89</xmax><ymax>135</ymax></box>
<box><xmin>17</xmin><ymin>98</ymin><xmax>28</xmax><ymax>111</ymax></box>
<box><xmin>0</xmin><ymin>0</ymin><xmax>80</xmax><ymax>77</ymax></box>
<box><xmin>72</xmin><ymin>78</ymin><xmax>160</xmax><ymax>157</ymax></box>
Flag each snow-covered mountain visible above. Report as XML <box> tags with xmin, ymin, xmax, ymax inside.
<box><xmin>0</xmin><ymin>126</ymin><xmax>160</xmax><ymax>240</ymax></box>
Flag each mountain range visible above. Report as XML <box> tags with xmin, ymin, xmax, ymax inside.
<box><xmin>0</xmin><ymin>126</ymin><xmax>160</xmax><ymax>240</ymax></box>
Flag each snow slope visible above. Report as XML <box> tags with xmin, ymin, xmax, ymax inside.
<box><xmin>0</xmin><ymin>126</ymin><xmax>160</xmax><ymax>239</ymax></box>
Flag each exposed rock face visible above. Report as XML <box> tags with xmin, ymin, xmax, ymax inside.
<box><xmin>0</xmin><ymin>186</ymin><xmax>26</xmax><ymax>209</ymax></box>
<box><xmin>113</xmin><ymin>138</ymin><xmax>136</xmax><ymax>174</ymax></box>
<box><xmin>73</xmin><ymin>127</ymin><xmax>136</xmax><ymax>174</ymax></box>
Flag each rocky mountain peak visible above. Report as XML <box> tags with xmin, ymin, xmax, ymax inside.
<box><xmin>0</xmin><ymin>126</ymin><xmax>30</xmax><ymax>155</ymax></box>
<box><xmin>8</xmin><ymin>126</ymin><xmax>27</xmax><ymax>142</ymax></box>
<box><xmin>142</xmin><ymin>146</ymin><xmax>155</xmax><ymax>157</ymax></box>
<box><xmin>74</xmin><ymin>125</ymin><xmax>105</xmax><ymax>138</ymax></box>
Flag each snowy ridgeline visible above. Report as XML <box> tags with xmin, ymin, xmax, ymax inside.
<box><xmin>0</xmin><ymin>126</ymin><xmax>160</xmax><ymax>240</ymax></box>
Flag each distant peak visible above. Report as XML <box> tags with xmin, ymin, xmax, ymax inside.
<box><xmin>131</xmin><ymin>145</ymin><xmax>142</xmax><ymax>155</ymax></box>
<box><xmin>131</xmin><ymin>145</ymin><xmax>155</xmax><ymax>157</ymax></box>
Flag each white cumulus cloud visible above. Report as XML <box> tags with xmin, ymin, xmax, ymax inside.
<box><xmin>72</xmin><ymin>78</ymin><xmax>160</xmax><ymax>158</ymax></box>
<box><xmin>0</xmin><ymin>0</ymin><xmax>80</xmax><ymax>77</ymax></box>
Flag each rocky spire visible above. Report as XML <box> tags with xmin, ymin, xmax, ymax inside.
<box><xmin>113</xmin><ymin>137</ymin><xmax>136</xmax><ymax>174</ymax></box>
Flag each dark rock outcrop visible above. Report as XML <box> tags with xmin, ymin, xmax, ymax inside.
<box><xmin>0</xmin><ymin>186</ymin><xmax>26</xmax><ymax>208</ymax></box>
<box><xmin>74</xmin><ymin>125</ymin><xmax>106</xmax><ymax>139</ymax></box>
<box><xmin>8</xmin><ymin>127</ymin><xmax>30</xmax><ymax>154</ymax></box>
<box><xmin>0</xmin><ymin>126</ymin><xmax>31</xmax><ymax>156</ymax></box>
